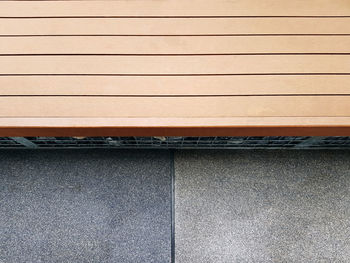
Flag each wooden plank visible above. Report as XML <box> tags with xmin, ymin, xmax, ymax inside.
<box><xmin>0</xmin><ymin>96</ymin><xmax>349</xmax><ymax>117</ymax></box>
<box><xmin>1</xmin><ymin>117</ymin><xmax>350</xmax><ymax>136</ymax></box>
<box><xmin>1</xmin><ymin>55</ymin><xmax>349</xmax><ymax>74</ymax></box>
<box><xmin>2</xmin><ymin>117</ymin><xmax>350</xmax><ymax>127</ymax></box>
<box><xmin>1</xmin><ymin>75</ymin><xmax>350</xmax><ymax>95</ymax></box>
<box><xmin>2</xmin><ymin>36</ymin><xmax>350</xmax><ymax>55</ymax></box>
<box><xmin>1</xmin><ymin>18</ymin><xmax>350</xmax><ymax>35</ymax></box>
<box><xmin>0</xmin><ymin>0</ymin><xmax>349</xmax><ymax>17</ymax></box>
<box><xmin>1</xmin><ymin>125</ymin><xmax>350</xmax><ymax>137</ymax></box>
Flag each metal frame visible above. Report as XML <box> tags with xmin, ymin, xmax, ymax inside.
<box><xmin>0</xmin><ymin>136</ymin><xmax>350</xmax><ymax>149</ymax></box>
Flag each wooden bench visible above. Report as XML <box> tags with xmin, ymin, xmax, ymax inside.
<box><xmin>1</xmin><ymin>0</ymin><xmax>350</xmax><ymax>136</ymax></box>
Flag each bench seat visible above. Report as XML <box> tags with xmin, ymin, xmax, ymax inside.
<box><xmin>1</xmin><ymin>0</ymin><xmax>350</xmax><ymax>136</ymax></box>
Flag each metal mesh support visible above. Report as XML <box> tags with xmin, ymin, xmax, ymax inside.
<box><xmin>1</xmin><ymin>136</ymin><xmax>350</xmax><ymax>149</ymax></box>
<box><xmin>10</xmin><ymin>137</ymin><xmax>38</xmax><ymax>148</ymax></box>
<box><xmin>0</xmin><ymin>137</ymin><xmax>25</xmax><ymax>148</ymax></box>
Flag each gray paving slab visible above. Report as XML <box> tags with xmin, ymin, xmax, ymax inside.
<box><xmin>175</xmin><ymin>150</ymin><xmax>350</xmax><ymax>263</ymax></box>
<box><xmin>0</xmin><ymin>149</ymin><xmax>171</xmax><ymax>263</ymax></box>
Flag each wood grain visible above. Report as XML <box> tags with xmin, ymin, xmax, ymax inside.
<box><xmin>1</xmin><ymin>75</ymin><xmax>350</xmax><ymax>95</ymax></box>
<box><xmin>2</xmin><ymin>126</ymin><xmax>350</xmax><ymax>137</ymax></box>
<box><xmin>1</xmin><ymin>18</ymin><xmax>350</xmax><ymax>35</ymax></box>
<box><xmin>0</xmin><ymin>96</ymin><xmax>349</xmax><ymax>117</ymax></box>
<box><xmin>2</xmin><ymin>117</ymin><xmax>350</xmax><ymax>127</ymax></box>
<box><xmin>1</xmin><ymin>55</ymin><xmax>349</xmax><ymax>74</ymax></box>
<box><xmin>0</xmin><ymin>0</ymin><xmax>349</xmax><ymax>17</ymax></box>
<box><xmin>1</xmin><ymin>117</ymin><xmax>350</xmax><ymax>136</ymax></box>
<box><xmin>2</xmin><ymin>36</ymin><xmax>350</xmax><ymax>54</ymax></box>
<box><xmin>1</xmin><ymin>0</ymin><xmax>350</xmax><ymax>136</ymax></box>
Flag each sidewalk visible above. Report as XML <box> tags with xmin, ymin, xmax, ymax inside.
<box><xmin>1</xmin><ymin>150</ymin><xmax>349</xmax><ymax>262</ymax></box>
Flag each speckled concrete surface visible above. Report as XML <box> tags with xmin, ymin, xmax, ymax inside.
<box><xmin>175</xmin><ymin>150</ymin><xmax>350</xmax><ymax>263</ymax></box>
<box><xmin>0</xmin><ymin>150</ymin><xmax>171</xmax><ymax>263</ymax></box>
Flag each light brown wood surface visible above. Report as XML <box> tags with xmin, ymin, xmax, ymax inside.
<box><xmin>1</xmin><ymin>0</ymin><xmax>350</xmax><ymax>136</ymax></box>
<box><xmin>1</xmin><ymin>55</ymin><xmax>350</xmax><ymax>74</ymax></box>
<box><xmin>2</xmin><ymin>36</ymin><xmax>350</xmax><ymax>54</ymax></box>
<box><xmin>1</xmin><ymin>18</ymin><xmax>350</xmax><ymax>35</ymax></box>
<box><xmin>1</xmin><ymin>75</ymin><xmax>350</xmax><ymax>95</ymax></box>
<box><xmin>1</xmin><ymin>97</ymin><xmax>349</xmax><ymax>117</ymax></box>
<box><xmin>2</xmin><ymin>117</ymin><xmax>350</xmax><ymax>128</ymax></box>
<box><xmin>1</xmin><ymin>0</ymin><xmax>349</xmax><ymax>17</ymax></box>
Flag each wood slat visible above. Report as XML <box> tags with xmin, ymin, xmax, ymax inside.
<box><xmin>2</xmin><ymin>125</ymin><xmax>350</xmax><ymax>137</ymax></box>
<box><xmin>0</xmin><ymin>96</ymin><xmax>349</xmax><ymax>117</ymax></box>
<box><xmin>1</xmin><ymin>55</ymin><xmax>349</xmax><ymax>74</ymax></box>
<box><xmin>2</xmin><ymin>36</ymin><xmax>350</xmax><ymax>54</ymax></box>
<box><xmin>2</xmin><ymin>117</ymin><xmax>350</xmax><ymax>136</ymax></box>
<box><xmin>1</xmin><ymin>75</ymin><xmax>350</xmax><ymax>95</ymax></box>
<box><xmin>0</xmin><ymin>0</ymin><xmax>349</xmax><ymax>17</ymax></box>
<box><xmin>2</xmin><ymin>117</ymin><xmax>350</xmax><ymax>127</ymax></box>
<box><xmin>1</xmin><ymin>18</ymin><xmax>350</xmax><ymax>35</ymax></box>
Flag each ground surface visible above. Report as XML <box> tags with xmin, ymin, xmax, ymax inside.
<box><xmin>175</xmin><ymin>150</ymin><xmax>350</xmax><ymax>263</ymax></box>
<box><xmin>1</xmin><ymin>149</ymin><xmax>350</xmax><ymax>263</ymax></box>
<box><xmin>0</xmin><ymin>150</ymin><xmax>171</xmax><ymax>263</ymax></box>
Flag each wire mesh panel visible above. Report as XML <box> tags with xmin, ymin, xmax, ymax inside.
<box><xmin>0</xmin><ymin>137</ymin><xmax>25</xmax><ymax>148</ymax></box>
<box><xmin>1</xmin><ymin>136</ymin><xmax>350</xmax><ymax>149</ymax></box>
